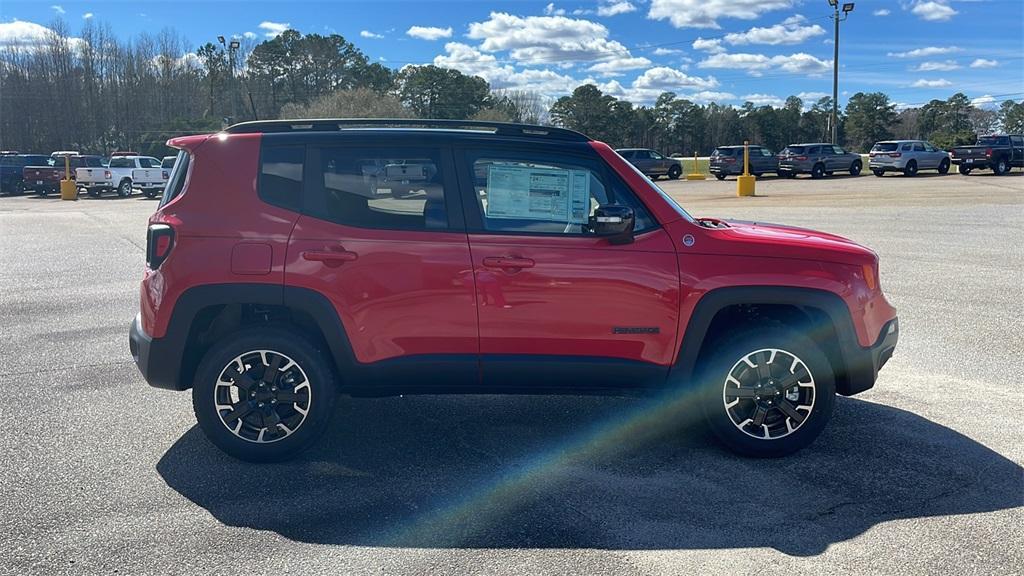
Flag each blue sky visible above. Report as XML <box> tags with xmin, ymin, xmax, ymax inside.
<box><xmin>2</xmin><ymin>0</ymin><xmax>1022</xmax><ymax>109</ymax></box>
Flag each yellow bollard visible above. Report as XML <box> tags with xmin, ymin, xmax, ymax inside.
<box><xmin>736</xmin><ymin>140</ymin><xmax>756</xmax><ymax>196</ymax></box>
<box><xmin>59</xmin><ymin>154</ymin><xmax>77</xmax><ymax>200</ymax></box>
<box><xmin>685</xmin><ymin>150</ymin><xmax>706</xmax><ymax>180</ymax></box>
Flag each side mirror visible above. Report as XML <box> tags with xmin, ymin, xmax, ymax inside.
<box><xmin>591</xmin><ymin>204</ymin><xmax>635</xmax><ymax>245</ymax></box>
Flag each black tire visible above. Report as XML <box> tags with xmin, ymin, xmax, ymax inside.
<box><xmin>903</xmin><ymin>160</ymin><xmax>918</xmax><ymax>177</ymax></box>
<box><xmin>144</xmin><ymin>189</ymin><xmax>157</xmax><ymax>199</ymax></box>
<box><xmin>937</xmin><ymin>158</ymin><xmax>950</xmax><ymax>174</ymax></box>
<box><xmin>192</xmin><ymin>327</ymin><xmax>338</xmax><ymax>462</ymax></box>
<box><xmin>668</xmin><ymin>164</ymin><xmax>682</xmax><ymax>180</ymax></box>
<box><xmin>87</xmin><ymin>188</ymin><xmax>99</xmax><ymax>197</ymax></box>
<box><xmin>958</xmin><ymin>164</ymin><xmax>972</xmax><ymax>175</ymax></box>
<box><xmin>699</xmin><ymin>327</ymin><xmax>836</xmax><ymax>458</ymax></box>
<box><xmin>849</xmin><ymin>160</ymin><xmax>862</xmax><ymax>176</ymax></box>
<box><xmin>753</xmin><ymin>172</ymin><xmax>763</xmax><ymax>178</ymax></box>
<box><xmin>811</xmin><ymin>164</ymin><xmax>826</xmax><ymax>179</ymax></box>
<box><xmin>872</xmin><ymin>169</ymin><xmax>885</xmax><ymax>177</ymax></box>
<box><xmin>118</xmin><ymin>179</ymin><xmax>132</xmax><ymax>197</ymax></box>
<box><xmin>992</xmin><ymin>157</ymin><xmax>1008</xmax><ymax>176</ymax></box>
<box><xmin>715</xmin><ymin>173</ymin><xmax>726</xmax><ymax>181</ymax></box>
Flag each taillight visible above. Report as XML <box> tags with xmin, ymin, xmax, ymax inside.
<box><xmin>950</xmin><ymin>150</ymin><xmax>956</xmax><ymax>157</ymax></box>
<box><xmin>162</xmin><ymin>170</ymin><xmax>169</xmax><ymax>180</ymax></box>
<box><xmin>889</xmin><ymin>152</ymin><xmax>902</xmax><ymax>158</ymax></box>
<box><xmin>104</xmin><ymin>170</ymin><xmax>111</xmax><ymax>179</ymax></box>
<box><xmin>146</xmin><ymin>224</ymin><xmax>174</xmax><ymax>269</ymax></box>
<box><xmin>723</xmin><ymin>157</ymin><xmax>736</xmax><ymax>163</ymax></box>
<box><xmin>796</xmin><ymin>155</ymin><xmax>808</xmax><ymax>161</ymax></box>
<box><xmin>985</xmin><ymin>148</ymin><xmax>992</xmax><ymax>157</ymax></box>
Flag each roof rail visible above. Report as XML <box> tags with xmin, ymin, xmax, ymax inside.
<box><xmin>223</xmin><ymin>118</ymin><xmax>590</xmax><ymax>142</ymax></box>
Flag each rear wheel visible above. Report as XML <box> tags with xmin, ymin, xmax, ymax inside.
<box><xmin>811</xmin><ymin>164</ymin><xmax>826</xmax><ymax>179</ymax></box>
<box><xmin>192</xmin><ymin>327</ymin><xmax>338</xmax><ymax>462</ymax></box>
<box><xmin>937</xmin><ymin>158</ymin><xmax>950</xmax><ymax>174</ymax></box>
<box><xmin>992</xmin><ymin>157</ymin><xmax>1008</xmax><ymax>175</ymax></box>
<box><xmin>903</xmin><ymin>160</ymin><xmax>918</xmax><ymax>177</ymax></box>
<box><xmin>144</xmin><ymin>189</ymin><xmax>157</xmax><ymax>199</ymax></box>
<box><xmin>715</xmin><ymin>173</ymin><xmax>726</xmax><ymax>181</ymax></box>
<box><xmin>668</xmin><ymin>164</ymin><xmax>682</xmax><ymax>180</ymax></box>
<box><xmin>849</xmin><ymin>160</ymin><xmax>862</xmax><ymax>176</ymax></box>
<box><xmin>958</xmin><ymin>164</ymin><xmax>972</xmax><ymax>175</ymax></box>
<box><xmin>699</xmin><ymin>327</ymin><xmax>835</xmax><ymax>457</ymax></box>
<box><xmin>118</xmin><ymin>179</ymin><xmax>132</xmax><ymax>197</ymax></box>
<box><xmin>872</xmin><ymin>169</ymin><xmax>885</xmax><ymax>177</ymax></box>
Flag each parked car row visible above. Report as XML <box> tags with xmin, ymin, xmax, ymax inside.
<box><xmin>619</xmin><ymin>134</ymin><xmax>1022</xmax><ymax>181</ymax></box>
<box><xmin>0</xmin><ymin>151</ymin><xmax>177</xmax><ymax>197</ymax></box>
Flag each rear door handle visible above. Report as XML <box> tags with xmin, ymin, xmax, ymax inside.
<box><xmin>482</xmin><ymin>256</ymin><xmax>535</xmax><ymax>269</ymax></box>
<box><xmin>302</xmin><ymin>250</ymin><xmax>358</xmax><ymax>267</ymax></box>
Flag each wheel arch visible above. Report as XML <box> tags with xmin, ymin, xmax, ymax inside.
<box><xmin>669</xmin><ymin>286</ymin><xmax>865</xmax><ymax>396</ymax></box>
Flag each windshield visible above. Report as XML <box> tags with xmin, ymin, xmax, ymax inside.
<box><xmin>977</xmin><ymin>136</ymin><xmax>1010</xmax><ymax>146</ymax></box>
<box><xmin>781</xmin><ymin>146</ymin><xmax>805</xmax><ymax>155</ymax></box>
<box><xmin>712</xmin><ymin>148</ymin><xmax>736</xmax><ymax>156</ymax></box>
<box><xmin>872</xmin><ymin>143</ymin><xmax>899</xmax><ymax>152</ymax></box>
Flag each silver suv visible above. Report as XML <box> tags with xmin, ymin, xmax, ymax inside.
<box><xmin>778</xmin><ymin>143</ymin><xmax>863</xmax><ymax>179</ymax></box>
<box><xmin>869</xmin><ymin>140</ymin><xmax>951</xmax><ymax>177</ymax></box>
<box><xmin>616</xmin><ymin>148</ymin><xmax>682</xmax><ymax>180</ymax></box>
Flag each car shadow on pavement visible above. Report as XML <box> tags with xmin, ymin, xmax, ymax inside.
<box><xmin>157</xmin><ymin>395</ymin><xmax>1022</xmax><ymax>556</ymax></box>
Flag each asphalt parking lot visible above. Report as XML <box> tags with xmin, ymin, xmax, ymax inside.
<box><xmin>2</xmin><ymin>172</ymin><xmax>1022</xmax><ymax>575</ymax></box>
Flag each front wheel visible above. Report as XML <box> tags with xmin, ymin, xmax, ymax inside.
<box><xmin>192</xmin><ymin>327</ymin><xmax>338</xmax><ymax>462</ymax></box>
<box><xmin>699</xmin><ymin>327</ymin><xmax>835</xmax><ymax>457</ymax></box>
<box><xmin>849</xmin><ymin>160</ymin><xmax>862</xmax><ymax>176</ymax></box>
<box><xmin>937</xmin><ymin>158</ymin><xmax>950</xmax><ymax>174</ymax></box>
<box><xmin>958</xmin><ymin>164</ymin><xmax>972</xmax><ymax>175</ymax></box>
<box><xmin>872</xmin><ymin>169</ymin><xmax>885</xmax><ymax>177</ymax></box>
<box><xmin>668</xmin><ymin>165</ymin><xmax>682</xmax><ymax>180</ymax></box>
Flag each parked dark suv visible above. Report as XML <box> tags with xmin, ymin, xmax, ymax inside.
<box><xmin>709</xmin><ymin>145</ymin><xmax>779</xmax><ymax>180</ymax></box>
<box><xmin>778</xmin><ymin>143</ymin><xmax>863</xmax><ymax>179</ymax></box>
<box><xmin>129</xmin><ymin>119</ymin><xmax>897</xmax><ymax>462</ymax></box>
<box><xmin>616</xmin><ymin>148</ymin><xmax>682</xmax><ymax>180</ymax></box>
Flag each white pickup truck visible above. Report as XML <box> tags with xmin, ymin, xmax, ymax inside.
<box><xmin>76</xmin><ymin>155</ymin><xmax>166</xmax><ymax>197</ymax></box>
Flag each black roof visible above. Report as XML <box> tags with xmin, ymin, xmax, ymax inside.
<box><xmin>224</xmin><ymin>118</ymin><xmax>590</xmax><ymax>143</ymax></box>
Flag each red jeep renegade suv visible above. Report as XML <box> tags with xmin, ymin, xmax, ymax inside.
<box><xmin>129</xmin><ymin>119</ymin><xmax>898</xmax><ymax>462</ymax></box>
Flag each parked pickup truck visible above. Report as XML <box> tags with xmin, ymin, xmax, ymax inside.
<box><xmin>950</xmin><ymin>134</ymin><xmax>1024</xmax><ymax>175</ymax></box>
<box><xmin>1</xmin><ymin>153</ymin><xmax>49</xmax><ymax>195</ymax></box>
<box><xmin>76</xmin><ymin>155</ymin><xmax>163</xmax><ymax>197</ymax></box>
<box><xmin>23</xmin><ymin>155</ymin><xmax>104</xmax><ymax>195</ymax></box>
<box><xmin>132</xmin><ymin>165</ymin><xmax>169</xmax><ymax>198</ymax></box>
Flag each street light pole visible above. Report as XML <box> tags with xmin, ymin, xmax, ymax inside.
<box><xmin>829</xmin><ymin>1</ymin><xmax>854</xmax><ymax>144</ymax></box>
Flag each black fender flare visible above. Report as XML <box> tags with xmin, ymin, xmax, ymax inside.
<box><xmin>668</xmin><ymin>286</ymin><xmax>872</xmax><ymax>396</ymax></box>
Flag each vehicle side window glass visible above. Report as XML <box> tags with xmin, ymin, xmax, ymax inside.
<box><xmin>901</xmin><ymin>143</ymin><xmax>912</xmax><ymax>151</ymax></box>
<box><xmin>650</xmin><ymin>151</ymin><xmax>663</xmax><ymax>160</ymax></box>
<box><xmin>761</xmin><ymin>148</ymin><xmax>773</xmax><ymax>157</ymax></box>
<box><xmin>808</xmin><ymin>146</ymin><xmax>820</xmax><ymax>155</ymax></box>
<box><xmin>158</xmin><ymin>151</ymin><xmax>190</xmax><ymax>208</ymax></box>
<box><xmin>1011</xmin><ymin>136</ymin><xmax>1023</xmax><ymax>146</ymax></box>
<box><xmin>620</xmin><ymin>151</ymin><xmax>634</xmax><ymax>159</ymax></box>
<box><xmin>313</xmin><ymin>147</ymin><xmax>447</xmax><ymax>231</ymax></box>
<box><xmin>109</xmin><ymin>158</ymin><xmax>133</xmax><ymax>168</ymax></box>
<box><xmin>913</xmin><ymin>143</ymin><xmax>925</xmax><ymax>152</ymax></box>
<box><xmin>832</xmin><ymin>145</ymin><xmax>844</xmax><ymax>155</ymax></box>
<box><xmin>259</xmin><ymin>145</ymin><xmax>304</xmax><ymax>212</ymax></box>
<box><xmin>466</xmin><ymin>153</ymin><xmax>655</xmax><ymax>235</ymax></box>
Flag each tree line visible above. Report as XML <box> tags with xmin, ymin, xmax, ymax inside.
<box><xmin>2</xmin><ymin>20</ymin><xmax>1022</xmax><ymax>157</ymax></box>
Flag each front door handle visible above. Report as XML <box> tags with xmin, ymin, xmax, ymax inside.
<box><xmin>302</xmin><ymin>250</ymin><xmax>358</xmax><ymax>267</ymax></box>
<box><xmin>482</xmin><ymin>256</ymin><xmax>535</xmax><ymax>270</ymax></box>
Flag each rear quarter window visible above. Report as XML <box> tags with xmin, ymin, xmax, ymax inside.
<box><xmin>259</xmin><ymin>146</ymin><xmax>304</xmax><ymax>212</ymax></box>
<box><xmin>158</xmin><ymin>151</ymin><xmax>191</xmax><ymax>208</ymax></box>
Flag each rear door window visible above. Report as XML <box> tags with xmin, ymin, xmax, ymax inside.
<box><xmin>310</xmin><ymin>147</ymin><xmax>450</xmax><ymax>231</ymax></box>
<box><xmin>913</xmin><ymin>143</ymin><xmax>925</xmax><ymax>152</ymax></box>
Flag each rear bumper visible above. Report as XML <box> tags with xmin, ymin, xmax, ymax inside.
<box><xmin>129</xmin><ymin>313</ymin><xmax>184</xmax><ymax>391</ymax></box>
<box><xmin>951</xmin><ymin>158</ymin><xmax>990</xmax><ymax>168</ymax></box>
<box><xmin>840</xmin><ymin>318</ymin><xmax>899</xmax><ymax>396</ymax></box>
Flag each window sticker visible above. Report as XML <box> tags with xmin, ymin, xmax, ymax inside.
<box><xmin>485</xmin><ymin>164</ymin><xmax>590</xmax><ymax>223</ymax></box>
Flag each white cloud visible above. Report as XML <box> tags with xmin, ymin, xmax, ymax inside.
<box><xmin>360</xmin><ymin>30</ymin><xmax>384</xmax><ymax>39</ymax></box>
<box><xmin>258</xmin><ymin>21</ymin><xmax>290</xmax><ymax>38</ymax></box>
<box><xmin>406</xmin><ymin>26</ymin><xmax>453</xmax><ymax>40</ymax></box>
<box><xmin>0</xmin><ymin>19</ymin><xmax>85</xmax><ymax>52</ymax></box>
<box><xmin>652</xmin><ymin>47</ymin><xmax>683</xmax><ymax>56</ymax></box>
<box><xmin>698</xmin><ymin>51</ymin><xmax>831</xmax><ymax>75</ymax></box>
<box><xmin>723</xmin><ymin>15</ymin><xmax>825</xmax><ymax>45</ymax></box>
<box><xmin>432</xmin><ymin>42</ymin><xmax>582</xmax><ymax>95</ymax></box>
<box><xmin>597</xmin><ymin>1</ymin><xmax>638</xmax><ymax>17</ymax></box>
<box><xmin>887</xmin><ymin>46</ymin><xmax>961</xmax><ymax>58</ymax></box>
<box><xmin>910</xmin><ymin>1</ymin><xmax>958</xmax><ymax>22</ymax></box>
<box><xmin>587</xmin><ymin>55</ymin><xmax>652</xmax><ymax>76</ymax></box>
<box><xmin>873</xmin><ymin>9</ymin><xmax>891</xmax><ymax>16</ymax></box>
<box><xmin>741</xmin><ymin>93</ymin><xmax>785</xmax><ymax>106</ymax></box>
<box><xmin>467</xmin><ymin>12</ymin><xmax>643</xmax><ymax>66</ymax></box>
<box><xmin>50</xmin><ymin>5</ymin><xmax>65</xmax><ymax>14</ymax></box>
<box><xmin>971</xmin><ymin>94</ymin><xmax>995</xmax><ymax>107</ymax></box>
<box><xmin>632</xmin><ymin>66</ymin><xmax>719</xmax><ymax>90</ymax></box>
<box><xmin>648</xmin><ymin>0</ymin><xmax>795</xmax><ymax>29</ymax></box>
<box><xmin>243</xmin><ymin>31</ymin><xmax>256</xmax><ymax>39</ymax></box>
<box><xmin>797</xmin><ymin>91</ymin><xmax>828</xmax><ymax>100</ymax></box>
<box><xmin>692</xmin><ymin>37</ymin><xmax>725</xmax><ymax>53</ymax></box>
<box><xmin>82</xmin><ymin>12</ymin><xmax>93</xmax><ymax>19</ymax></box>
<box><xmin>544</xmin><ymin>3</ymin><xmax>566</xmax><ymax>16</ymax></box>
<box><xmin>911</xmin><ymin>78</ymin><xmax>953</xmax><ymax>88</ymax></box>
<box><xmin>913</xmin><ymin>60</ymin><xmax>960</xmax><ymax>71</ymax></box>
<box><xmin>970</xmin><ymin>58</ymin><xmax>997</xmax><ymax>69</ymax></box>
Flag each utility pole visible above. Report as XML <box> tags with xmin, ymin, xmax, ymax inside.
<box><xmin>218</xmin><ymin>36</ymin><xmax>259</xmax><ymax>121</ymax></box>
<box><xmin>829</xmin><ymin>1</ymin><xmax>855</xmax><ymax>144</ymax></box>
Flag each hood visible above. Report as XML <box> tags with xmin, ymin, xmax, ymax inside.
<box><xmin>689</xmin><ymin>218</ymin><xmax>876</xmax><ymax>266</ymax></box>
